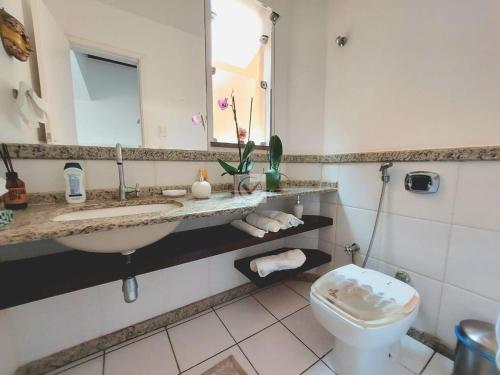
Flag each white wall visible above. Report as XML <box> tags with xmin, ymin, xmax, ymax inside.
<box><xmin>0</xmin><ymin>0</ymin><xmax>40</xmax><ymax>144</ymax></box>
<box><xmin>323</xmin><ymin>0</ymin><xmax>500</xmax><ymax>153</ymax></box>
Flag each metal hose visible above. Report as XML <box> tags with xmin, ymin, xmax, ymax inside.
<box><xmin>362</xmin><ymin>178</ymin><xmax>389</xmax><ymax>268</ymax></box>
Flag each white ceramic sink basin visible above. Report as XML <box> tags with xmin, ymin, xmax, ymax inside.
<box><xmin>53</xmin><ymin>203</ymin><xmax>181</xmax><ymax>254</ymax></box>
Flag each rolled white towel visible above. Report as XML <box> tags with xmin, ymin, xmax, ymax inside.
<box><xmin>250</xmin><ymin>249</ymin><xmax>307</xmax><ymax>277</ymax></box>
<box><xmin>231</xmin><ymin>220</ymin><xmax>267</xmax><ymax>238</ymax></box>
<box><xmin>246</xmin><ymin>213</ymin><xmax>281</xmax><ymax>233</ymax></box>
<box><xmin>259</xmin><ymin>210</ymin><xmax>304</xmax><ymax>229</ymax></box>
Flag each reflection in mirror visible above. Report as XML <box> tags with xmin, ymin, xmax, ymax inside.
<box><xmin>209</xmin><ymin>0</ymin><xmax>273</xmax><ymax>147</ymax></box>
<box><xmin>3</xmin><ymin>0</ymin><xmax>208</xmax><ymax>150</ymax></box>
<box><xmin>69</xmin><ymin>51</ymin><xmax>142</xmax><ymax>147</ymax></box>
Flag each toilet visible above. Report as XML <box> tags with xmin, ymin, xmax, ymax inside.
<box><xmin>310</xmin><ymin>264</ymin><xmax>420</xmax><ymax>375</ymax></box>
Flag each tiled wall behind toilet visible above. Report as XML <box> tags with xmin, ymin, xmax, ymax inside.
<box><xmin>314</xmin><ymin>161</ymin><xmax>500</xmax><ymax>349</ymax></box>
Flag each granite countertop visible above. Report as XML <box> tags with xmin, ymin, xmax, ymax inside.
<box><xmin>0</xmin><ymin>186</ymin><xmax>336</xmax><ymax>247</ymax></box>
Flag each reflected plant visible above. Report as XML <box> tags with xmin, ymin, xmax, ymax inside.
<box><xmin>191</xmin><ymin>113</ymin><xmax>206</xmax><ymax>131</ymax></box>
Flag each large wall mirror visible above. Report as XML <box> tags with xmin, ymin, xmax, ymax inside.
<box><xmin>0</xmin><ymin>0</ymin><xmax>275</xmax><ymax>151</ymax></box>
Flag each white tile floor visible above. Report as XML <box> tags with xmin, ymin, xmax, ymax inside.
<box><xmin>50</xmin><ymin>280</ymin><xmax>455</xmax><ymax>375</ymax></box>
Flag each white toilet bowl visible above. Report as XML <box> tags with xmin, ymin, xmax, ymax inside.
<box><xmin>310</xmin><ymin>264</ymin><xmax>420</xmax><ymax>375</ymax></box>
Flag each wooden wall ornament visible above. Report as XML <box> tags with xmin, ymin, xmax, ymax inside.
<box><xmin>0</xmin><ymin>8</ymin><xmax>32</xmax><ymax>61</ymax></box>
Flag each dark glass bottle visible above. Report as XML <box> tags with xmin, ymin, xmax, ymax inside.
<box><xmin>4</xmin><ymin>172</ymin><xmax>28</xmax><ymax>210</ymax></box>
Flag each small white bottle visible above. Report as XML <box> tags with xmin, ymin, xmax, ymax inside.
<box><xmin>191</xmin><ymin>168</ymin><xmax>211</xmax><ymax>199</ymax></box>
<box><xmin>293</xmin><ymin>195</ymin><xmax>303</xmax><ymax>219</ymax></box>
<box><xmin>64</xmin><ymin>162</ymin><xmax>86</xmax><ymax>203</ymax></box>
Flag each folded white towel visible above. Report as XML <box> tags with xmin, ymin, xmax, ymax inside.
<box><xmin>258</xmin><ymin>210</ymin><xmax>304</xmax><ymax>230</ymax></box>
<box><xmin>246</xmin><ymin>213</ymin><xmax>281</xmax><ymax>233</ymax></box>
<box><xmin>231</xmin><ymin>220</ymin><xmax>267</xmax><ymax>238</ymax></box>
<box><xmin>250</xmin><ymin>249</ymin><xmax>307</xmax><ymax>277</ymax></box>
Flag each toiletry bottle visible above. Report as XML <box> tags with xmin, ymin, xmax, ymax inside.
<box><xmin>4</xmin><ymin>172</ymin><xmax>28</xmax><ymax>210</ymax></box>
<box><xmin>64</xmin><ymin>162</ymin><xmax>86</xmax><ymax>204</ymax></box>
<box><xmin>293</xmin><ymin>195</ymin><xmax>303</xmax><ymax>219</ymax></box>
<box><xmin>192</xmin><ymin>168</ymin><xmax>211</xmax><ymax>199</ymax></box>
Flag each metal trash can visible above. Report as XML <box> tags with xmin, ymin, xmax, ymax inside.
<box><xmin>454</xmin><ymin>320</ymin><xmax>499</xmax><ymax>375</ymax></box>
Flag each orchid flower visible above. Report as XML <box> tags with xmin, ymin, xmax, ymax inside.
<box><xmin>191</xmin><ymin>113</ymin><xmax>206</xmax><ymax>131</ymax></box>
<box><xmin>238</xmin><ymin>127</ymin><xmax>247</xmax><ymax>142</ymax></box>
<box><xmin>217</xmin><ymin>97</ymin><xmax>229</xmax><ymax>111</ymax></box>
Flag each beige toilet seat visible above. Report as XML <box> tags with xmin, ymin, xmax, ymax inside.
<box><xmin>311</xmin><ymin>264</ymin><xmax>420</xmax><ymax>328</ymax></box>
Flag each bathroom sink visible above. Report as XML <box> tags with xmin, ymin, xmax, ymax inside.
<box><xmin>53</xmin><ymin>203</ymin><xmax>181</xmax><ymax>254</ymax></box>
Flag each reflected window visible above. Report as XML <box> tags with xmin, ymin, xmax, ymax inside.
<box><xmin>209</xmin><ymin>0</ymin><xmax>273</xmax><ymax>146</ymax></box>
<box><xmin>69</xmin><ymin>50</ymin><xmax>143</xmax><ymax>147</ymax></box>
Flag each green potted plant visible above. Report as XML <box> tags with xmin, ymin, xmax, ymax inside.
<box><xmin>266</xmin><ymin>134</ymin><xmax>283</xmax><ymax>192</ymax></box>
<box><xmin>216</xmin><ymin>94</ymin><xmax>256</xmax><ymax>192</ymax></box>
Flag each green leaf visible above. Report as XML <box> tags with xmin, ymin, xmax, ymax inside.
<box><xmin>242</xmin><ymin>161</ymin><xmax>255</xmax><ymax>173</ymax></box>
<box><xmin>269</xmin><ymin>135</ymin><xmax>283</xmax><ymax>170</ymax></box>
<box><xmin>242</xmin><ymin>141</ymin><xmax>255</xmax><ymax>161</ymax></box>
<box><xmin>217</xmin><ymin>159</ymin><xmax>238</xmax><ymax>176</ymax></box>
<box><xmin>237</xmin><ymin>141</ymin><xmax>255</xmax><ymax>172</ymax></box>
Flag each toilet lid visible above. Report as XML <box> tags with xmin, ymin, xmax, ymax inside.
<box><xmin>311</xmin><ymin>264</ymin><xmax>420</xmax><ymax>328</ymax></box>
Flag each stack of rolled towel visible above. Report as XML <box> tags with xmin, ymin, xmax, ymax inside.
<box><xmin>230</xmin><ymin>210</ymin><xmax>304</xmax><ymax>238</ymax></box>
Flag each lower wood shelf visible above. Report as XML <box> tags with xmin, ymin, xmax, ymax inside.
<box><xmin>234</xmin><ymin>248</ymin><xmax>331</xmax><ymax>287</ymax></box>
<box><xmin>0</xmin><ymin>215</ymin><xmax>333</xmax><ymax>309</ymax></box>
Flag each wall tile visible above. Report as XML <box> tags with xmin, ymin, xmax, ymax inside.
<box><xmin>85</xmin><ymin>160</ymin><xmax>157</xmax><ymax>190</ymax></box>
<box><xmin>4</xmin><ymin>287</ymin><xmax>103</xmax><ymax>364</ymax></box>
<box><xmin>437</xmin><ymin>284</ymin><xmax>500</xmax><ymax>347</ymax></box>
<box><xmin>155</xmin><ymin>161</ymin><xmax>201</xmax><ymax>186</ymax></box>
<box><xmin>382</xmin><ymin>162</ymin><xmax>459</xmax><ymax>223</ymax></box>
<box><xmin>446</xmin><ymin>225</ymin><xmax>500</xmax><ymax>302</ymax></box>
<box><xmin>206</xmin><ymin>162</ymin><xmax>233</xmax><ymax>184</ymax></box>
<box><xmin>334</xmin><ymin>245</ymin><xmax>353</xmax><ymax>269</ymax></box>
<box><xmin>320</xmin><ymin>191</ymin><xmax>338</xmax><ymax>204</ymax></box>
<box><xmin>371</xmin><ymin>213</ymin><xmax>450</xmax><ymax>280</ymax></box>
<box><xmin>335</xmin><ymin>205</ymin><xmax>377</xmax><ymax>250</ymax></box>
<box><xmin>454</xmin><ymin>161</ymin><xmax>500</xmax><ymax>232</ymax></box>
<box><xmin>5</xmin><ymin>159</ymin><xmax>86</xmax><ymax>193</ymax></box>
<box><xmin>373</xmin><ymin>260</ymin><xmax>442</xmax><ymax>334</ymax></box>
<box><xmin>337</xmin><ymin>163</ymin><xmax>381</xmax><ymax>210</ymax></box>
<box><xmin>285</xmin><ymin>234</ymin><xmax>319</xmax><ymax>250</ymax></box>
<box><xmin>322</xmin><ymin>164</ymin><xmax>339</xmax><ymax>182</ymax></box>
<box><xmin>303</xmin><ymin>200</ymin><xmax>321</xmax><ymax>215</ymax></box>
<box><xmin>286</xmin><ymin>163</ymin><xmax>323</xmax><ymax>180</ymax></box>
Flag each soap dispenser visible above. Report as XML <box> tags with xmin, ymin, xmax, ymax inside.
<box><xmin>191</xmin><ymin>168</ymin><xmax>211</xmax><ymax>199</ymax></box>
<box><xmin>293</xmin><ymin>195</ymin><xmax>303</xmax><ymax>219</ymax></box>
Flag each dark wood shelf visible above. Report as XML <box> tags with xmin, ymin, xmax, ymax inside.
<box><xmin>234</xmin><ymin>248</ymin><xmax>331</xmax><ymax>287</ymax></box>
<box><xmin>0</xmin><ymin>215</ymin><xmax>333</xmax><ymax>309</ymax></box>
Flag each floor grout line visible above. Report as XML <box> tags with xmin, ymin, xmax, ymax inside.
<box><xmin>103</xmin><ymin>329</ymin><xmax>165</xmax><ymax>355</ymax></box>
<box><xmin>212</xmin><ymin>307</ymin><xmax>260</xmax><ymax>375</ymax></box>
<box><xmin>419</xmin><ymin>351</ymin><xmax>437</xmax><ymax>375</ymax></box>
<box><xmin>299</xmin><ymin>358</ymin><xmax>322</xmax><ymax>375</ymax></box>
<box><xmin>166</xmin><ymin>309</ymin><xmax>214</xmax><ymax>330</ymax></box>
<box><xmin>282</xmin><ymin>281</ymin><xmax>312</xmax><ymax>302</ymax></box>
<box><xmin>179</xmin><ymin>343</ymin><xmax>240</xmax><ymax>374</ymax></box>
<box><xmin>250</xmin><ymin>292</ymin><xmax>322</xmax><ymax>367</ymax></box>
<box><xmin>165</xmin><ymin>327</ymin><xmax>181</xmax><ymax>374</ymax></box>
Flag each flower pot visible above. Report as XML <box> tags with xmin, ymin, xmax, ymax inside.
<box><xmin>233</xmin><ymin>173</ymin><xmax>251</xmax><ymax>194</ymax></box>
<box><xmin>265</xmin><ymin>169</ymin><xmax>281</xmax><ymax>192</ymax></box>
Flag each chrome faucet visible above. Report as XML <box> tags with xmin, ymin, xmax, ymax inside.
<box><xmin>116</xmin><ymin>143</ymin><xmax>140</xmax><ymax>201</ymax></box>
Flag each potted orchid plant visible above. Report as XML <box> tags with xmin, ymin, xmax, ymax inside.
<box><xmin>216</xmin><ymin>94</ymin><xmax>255</xmax><ymax>191</ymax></box>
